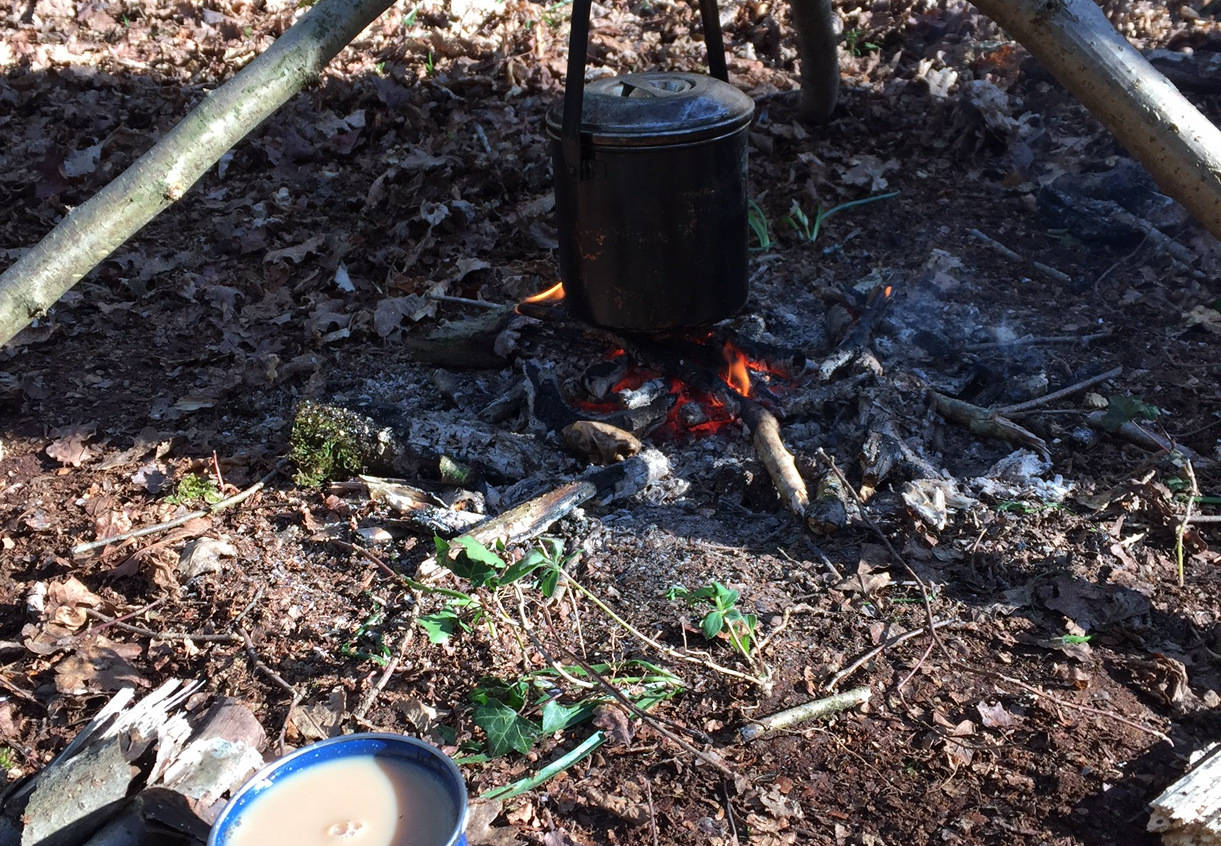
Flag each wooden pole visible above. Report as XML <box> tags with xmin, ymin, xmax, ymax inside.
<box><xmin>969</xmin><ymin>0</ymin><xmax>1221</xmax><ymax>242</ymax></box>
<box><xmin>0</xmin><ymin>0</ymin><xmax>397</xmax><ymax>348</ymax></box>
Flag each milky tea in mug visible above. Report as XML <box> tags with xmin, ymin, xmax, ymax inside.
<box><xmin>210</xmin><ymin>735</ymin><xmax>466</xmax><ymax>846</ymax></box>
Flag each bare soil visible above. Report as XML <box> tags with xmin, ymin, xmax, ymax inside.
<box><xmin>3</xmin><ymin>0</ymin><xmax>1221</xmax><ymax>843</ymax></box>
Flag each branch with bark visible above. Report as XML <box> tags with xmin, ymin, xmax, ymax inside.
<box><xmin>0</xmin><ymin>0</ymin><xmax>397</xmax><ymax>347</ymax></box>
<box><xmin>969</xmin><ymin>0</ymin><xmax>1221</xmax><ymax>242</ymax></box>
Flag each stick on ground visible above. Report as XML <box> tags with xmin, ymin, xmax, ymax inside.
<box><xmin>739</xmin><ymin>686</ymin><xmax>872</xmax><ymax>741</ymax></box>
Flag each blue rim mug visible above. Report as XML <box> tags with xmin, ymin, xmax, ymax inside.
<box><xmin>208</xmin><ymin>732</ymin><xmax>468</xmax><ymax>846</ymax></box>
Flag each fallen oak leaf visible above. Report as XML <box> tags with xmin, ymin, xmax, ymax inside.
<box><xmin>592</xmin><ymin>703</ymin><xmax>634</xmax><ymax>746</ymax></box>
<box><xmin>977</xmin><ymin>700</ymin><xmax>1023</xmax><ymax>729</ymax></box>
<box><xmin>46</xmin><ymin>423</ymin><xmax>96</xmax><ymax>466</ymax></box>
<box><xmin>54</xmin><ymin>638</ymin><xmax>147</xmax><ymax>694</ymax></box>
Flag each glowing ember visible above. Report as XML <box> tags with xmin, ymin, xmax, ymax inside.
<box><xmin>573</xmin><ymin>339</ymin><xmax>793</xmax><ymax>440</ymax></box>
<box><xmin>722</xmin><ymin>343</ymin><xmax>751</xmax><ymax>397</ymax></box>
<box><xmin>521</xmin><ymin>282</ymin><xmax>566</xmax><ymax>304</ymax></box>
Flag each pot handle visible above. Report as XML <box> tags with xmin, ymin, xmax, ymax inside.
<box><xmin>560</xmin><ymin>0</ymin><xmax>730</xmax><ymax>168</ymax></box>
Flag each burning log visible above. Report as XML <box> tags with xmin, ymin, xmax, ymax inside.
<box><xmin>289</xmin><ymin>399</ymin><xmax>542</xmax><ymax>486</ymax></box>
<box><xmin>523</xmin><ymin>360</ymin><xmax>672</xmax><ymax>438</ymax></box>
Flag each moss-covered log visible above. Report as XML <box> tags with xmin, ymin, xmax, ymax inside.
<box><xmin>289</xmin><ymin>400</ymin><xmax>541</xmax><ymax>486</ymax></box>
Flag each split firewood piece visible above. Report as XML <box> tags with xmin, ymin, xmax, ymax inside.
<box><xmin>419</xmin><ymin>450</ymin><xmax>670</xmax><ymax>577</ymax></box>
<box><xmin>358</xmin><ymin>475</ymin><xmax>485</xmax><ymax>536</ymax></box>
<box><xmin>1147</xmin><ymin>743</ymin><xmax>1221</xmax><ymax>845</ymax></box>
<box><xmin>6</xmin><ymin>680</ymin><xmax>208</xmax><ymax>846</ymax></box>
<box><xmin>931</xmin><ymin>392</ymin><xmax>1049</xmax><ymax>459</ymax></box>
<box><xmin>400</xmin><ymin>307</ymin><xmax>519</xmax><ymax>369</ymax></box>
<box><xmin>561</xmin><ymin>420</ymin><xmax>643</xmax><ymax>465</ymax></box>
<box><xmin>741</xmin><ymin>400</ymin><xmax>808</xmax><ymax>518</ymax></box>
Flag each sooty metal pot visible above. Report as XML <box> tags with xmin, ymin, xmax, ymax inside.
<box><xmin>547</xmin><ymin>0</ymin><xmax>755</xmax><ymax>331</ymax></box>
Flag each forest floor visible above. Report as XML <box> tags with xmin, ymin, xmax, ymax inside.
<box><xmin>3</xmin><ymin>0</ymin><xmax>1221</xmax><ymax>842</ymax></box>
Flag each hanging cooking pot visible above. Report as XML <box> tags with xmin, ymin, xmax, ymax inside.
<box><xmin>545</xmin><ymin>0</ymin><xmax>755</xmax><ymax>331</ymax></box>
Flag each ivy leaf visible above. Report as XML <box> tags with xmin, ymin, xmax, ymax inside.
<box><xmin>443</xmin><ymin>537</ymin><xmax>505</xmax><ymax>587</ymax></box>
<box><xmin>500</xmin><ymin>548</ymin><xmax>547</xmax><ymax>585</ymax></box>
<box><xmin>537</xmin><ymin>566</ymin><xmax>560</xmax><ymax>598</ymax></box>
<box><xmin>541</xmin><ymin>699</ymin><xmax>594</xmax><ymax>734</ymax></box>
<box><xmin>473</xmin><ymin>701</ymin><xmax>540</xmax><ymax>757</ymax></box>
<box><xmin>418</xmin><ymin>610</ymin><xmax>461</xmax><ymax>644</ymax></box>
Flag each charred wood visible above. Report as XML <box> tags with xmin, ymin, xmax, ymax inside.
<box><xmin>931</xmin><ymin>391</ymin><xmax>1050</xmax><ymax>459</ymax></box>
<box><xmin>561</xmin><ymin>420</ymin><xmax>643</xmax><ymax>465</ymax></box>
<box><xmin>421</xmin><ymin>450</ymin><xmax>670</xmax><ymax>576</ymax></box>
<box><xmin>399</xmin><ymin>307</ymin><xmax>519</xmax><ymax>369</ymax></box>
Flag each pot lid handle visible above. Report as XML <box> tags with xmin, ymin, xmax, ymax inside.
<box><xmin>560</xmin><ymin>0</ymin><xmax>730</xmax><ymax>164</ymax></box>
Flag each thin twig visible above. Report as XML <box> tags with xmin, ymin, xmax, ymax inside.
<box><xmin>211</xmin><ymin>450</ymin><xmax>226</xmax><ymax>492</ymax></box>
<box><xmin>723</xmin><ymin>781</ymin><xmax>740</xmax><ymax>846</ymax></box>
<box><xmin>354</xmin><ymin>626</ymin><xmax>414</xmax><ymax>721</ymax></box>
<box><xmin>239</xmin><ymin>626</ymin><xmax>320</xmax><ymax>752</ymax></box>
<box><xmin>994</xmin><ymin>366</ymin><xmax>1122</xmax><ymax>415</ymax></box>
<box><xmin>987</xmin><ymin>670</ymin><xmax>1171</xmax><ymax>745</ymax></box>
<box><xmin>968</xmin><ymin>228</ymin><xmax>1073</xmax><ymax>283</ymax></box>
<box><xmin>644</xmin><ymin>779</ymin><xmax>660</xmax><ymax>846</ymax></box>
<box><xmin>1185</xmin><ymin>514</ymin><xmax>1221</xmax><ymax>524</ymax></box>
<box><xmin>77</xmin><ymin>597</ymin><xmax>168</xmax><ymax>642</ymax></box>
<box><xmin>72</xmin><ymin>462</ymin><xmax>285</xmax><ymax>556</ymax></box>
<box><xmin>826</xmin><ymin>620</ymin><xmax>953</xmax><ymax>690</ymax></box>
<box><xmin>427</xmin><ymin>293</ymin><xmax>506</xmax><ymax>310</ymax></box>
<box><xmin>83</xmin><ymin>609</ymin><xmax>242</xmax><ymax>643</ymax></box>
<box><xmin>967</xmin><ymin>228</ymin><xmax>1072</xmax><ymax>283</ymax></box>
<box><xmin>1094</xmin><ymin>233</ymin><xmax>1149</xmax><ymax>293</ymax></box>
<box><xmin>896</xmin><ymin>639</ymin><xmax>937</xmax><ymax>692</ymax></box>
<box><xmin>565</xmin><ymin>652</ymin><xmax>740</xmax><ymax>781</ymax></box>
<box><xmin>963</xmin><ymin>331</ymin><xmax>1110</xmax><ymax>352</ymax></box>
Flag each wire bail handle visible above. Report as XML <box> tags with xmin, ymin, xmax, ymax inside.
<box><xmin>559</xmin><ymin>0</ymin><xmax>730</xmax><ymax>172</ymax></box>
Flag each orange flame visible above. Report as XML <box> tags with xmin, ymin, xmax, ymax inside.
<box><xmin>722</xmin><ymin>343</ymin><xmax>751</xmax><ymax>396</ymax></box>
<box><xmin>522</xmin><ymin>282</ymin><xmax>566</xmax><ymax>304</ymax></box>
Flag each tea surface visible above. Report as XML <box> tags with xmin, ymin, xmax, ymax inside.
<box><xmin>224</xmin><ymin>755</ymin><xmax>457</xmax><ymax>846</ymax></box>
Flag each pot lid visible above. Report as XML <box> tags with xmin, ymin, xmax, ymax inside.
<box><xmin>545</xmin><ymin>72</ymin><xmax>755</xmax><ymax>146</ymax></box>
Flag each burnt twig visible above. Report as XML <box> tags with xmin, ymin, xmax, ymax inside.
<box><xmin>932</xmin><ymin>392</ymin><xmax>1049</xmax><ymax>459</ymax></box>
<box><xmin>967</xmin><ymin>228</ymin><xmax>1073</xmax><ymax>283</ymax></box>
<box><xmin>995</xmin><ymin>366</ymin><xmax>1122</xmax><ymax>415</ymax></box>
